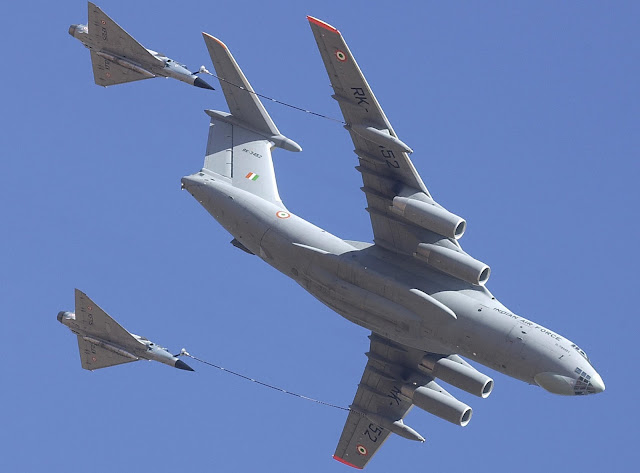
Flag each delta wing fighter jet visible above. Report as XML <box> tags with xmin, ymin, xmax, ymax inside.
<box><xmin>181</xmin><ymin>22</ymin><xmax>604</xmax><ymax>469</ymax></box>
<box><xmin>58</xmin><ymin>289</ymin><xmax>194</xmax><ymax>372</ymax></box>
<box><xmin>69</xmin><ymin>2</ymin><xmax>213</xmax><ymax>90</ymax></box>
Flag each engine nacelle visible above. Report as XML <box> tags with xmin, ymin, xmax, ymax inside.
<box><xmin>414</xmin><ymin>243</ymin><xmax>491</xmax><ymax>286</ymax></box>
<box><xmin>419</xmin><ymin>354</ymin><xmax>494</xmax><ymax>398</ymax></box>
<box><xmin>391</xmin><ymin>196</ymin><xmax>466</xmax><ymax>239</ymax></box>
<box><xmin>401</xmin><ymin>382</ymin><xmax>472</xmax><ymax>426</ymax></box>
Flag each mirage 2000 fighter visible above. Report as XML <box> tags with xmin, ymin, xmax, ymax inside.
<box><xmin>58</xmin><ymin>289</ymin><xmax>194</xmax><ymax>372</ymax></box>
<box><xmin>180</xmin><ymin>20</ymin><xmax>604</xmax><ymax>469</ymax></box>
<box><xmin>69</xmin><ymin>2</ymin><xmax>213</xmax><ymax>90</ymax></box>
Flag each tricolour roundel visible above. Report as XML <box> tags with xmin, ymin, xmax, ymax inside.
<box><xmin>276</xmin><ymin>211</ymin><xmax>291</xmax><ymax>219</ymax></box>
<box><xmin>335</xmin><ymin>50</ymin><xmax>347</xmax><ymax>62</ymax></box>
<box><xmin>356</xmin><ymin>445</ymin><xmax>368</xmax><ymax>456</ymax></box>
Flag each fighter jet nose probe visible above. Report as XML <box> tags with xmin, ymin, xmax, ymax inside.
<box><xmin>58</xmin><ymin>290</ymin><xmax>194</xmax><ymax>372</ymax></box>
<box><xmin>69</xmin><ymin>3</ymin><xmax>214</xmax><ymax>91</ymax></box>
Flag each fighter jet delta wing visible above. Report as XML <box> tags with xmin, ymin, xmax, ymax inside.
<box><xmin>87</xmin><ymin>2</ymin><xmax>160</xmax><ymax>87</ymax></box>
<box><xmin>72</xmin><ymin>289</ymin><xmax>140</xmax><ymax>370</ymax></box>
<box><xmin>308</xmin><ymin>17</ymin><xmax>472</xmax><ymax>259</ymax></box>
<box><xmin>199</xmin><ymin>33</ymin><xmax>301</xmax><ymax>206</ymax></box>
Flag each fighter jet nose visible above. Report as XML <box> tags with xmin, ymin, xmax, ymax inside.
<box><xmin>193</xmin><ymin>76</ymin><xmax>215</xmax><ymax>90</ymax></box>
<box><xmin>174</xmin><ymin>359</ymin><xmax>195</xmax><ymax>371</ymax></box>
<box><xmin>68</xmin><ymin>24</ymin><xmax>78</xmax><ymax>37</ymax></box>
<box><xmin>57</xmin><ymin>311</ymin><xmax>65</xmax><ymax>323</ymax></box>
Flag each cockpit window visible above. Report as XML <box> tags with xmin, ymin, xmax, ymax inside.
<box><xmin>571</xmin><ymin>343</ymin><xmax>589</xmax><ymax>361</ymax></box>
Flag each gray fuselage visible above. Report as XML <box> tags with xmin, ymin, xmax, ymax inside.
<box><xmin>182</xmin><ymin>171</ymin><xmax>604</xmax><ymax>396</ymax></box>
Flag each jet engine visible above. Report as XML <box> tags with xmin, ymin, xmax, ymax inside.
<box><xmin>419</xmin><ymin>354</ymin><xmax>494</xmax><ymax>398</ymax></box>
<box><xmin>401</xmin><ymin>382</ymin><xmax>472</xmax><ymax>426</ymax></box>
<box><xmin>391</xmin><ymin>196</ymin><xmax>466</xmax><ymax>239</ymax></box>
<box><xmin>414</xmin><ymin>243</ymin><xmax>491</xmax><ymax>286</ymax></box>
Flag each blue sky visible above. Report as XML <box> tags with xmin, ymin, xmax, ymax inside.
<box><xmin>1</xmin><ymin>1</ymin><xmax>638</xmax><ymax>471</ymax></box>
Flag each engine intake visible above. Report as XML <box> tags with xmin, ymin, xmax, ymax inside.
<box><xmin>414</xmin><ymin>243</ymin><xmax>491</xmax><ymax>286</ymax></box>
<box><xmin>401</xmin><ymin>382</ymin><xmax>472</xmax><ymax>426</ymax></box>
<box><xmin>391</xmin><ymin>196</ymin><xmax>466</xmax><ymax>239</ymax></box>
<box><xmin>419</xmin><ymin>354</ymin><xmax>494</xmax><ymax>398</ymax></box>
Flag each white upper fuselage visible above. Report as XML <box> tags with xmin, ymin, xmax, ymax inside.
<box><xmin>181</xmin><ymin>171</ymin><xmax>605</xmax><ymax>397</ymax></box>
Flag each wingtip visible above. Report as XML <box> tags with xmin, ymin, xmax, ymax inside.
<box><xmin>332</xmin><ymin>455</ymin><xmax>362</xmax><ymax>469</ymax></box>
<box><xmin>307</xmin><ymin>16</ymin><xmax>340</xmax><ymax>34</ymax></box>
<box><xmin>202</xmin><ymin>32</ymin><xmax>228</xmax><ymax>49</ymax></box>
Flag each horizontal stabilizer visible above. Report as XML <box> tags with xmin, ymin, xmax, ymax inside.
<box><xmin>201</xmin><ymin>33</ymin><xmax>301</xmax><ymax>152</ymax></box>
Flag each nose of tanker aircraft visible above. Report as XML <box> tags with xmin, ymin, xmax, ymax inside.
<box><xmin>589</xmin><ymin>371</ymin><xmax>606</xmax><ymax>394</ymax></box>
<box><xmin>535</xmin><ymin>368</ymin><xmax>605</xmax><ymax>396</ymax></box>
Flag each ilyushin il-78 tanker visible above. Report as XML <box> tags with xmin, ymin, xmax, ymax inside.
<box><xmin>180</xmin><ymin>18</ymin><xmax>605</xmax><ymax>469</ymax></box>
<box><xmin>69</xmin><ymin>2</ymin><xmax>214</xmax><ymax>90</ymax></box>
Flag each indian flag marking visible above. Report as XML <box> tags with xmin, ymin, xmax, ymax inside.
<box><xmin>336</xmin><ymin>50</ymin><xmax>347</xmax><ymax>62</ymax></box>
<box><xmin>276</xmin><ymin>211</ymin><xmax>291</xmax><ymax>219</ymax></box>
<box><xmin>356</xmin><ymin>445</ymin><xmax>368</xmax><ymax>456</ymax></box>
<box><xmin>245</xmin><ymin>172</ymin><xmax>259</xmax><ymax>181</ymax></box>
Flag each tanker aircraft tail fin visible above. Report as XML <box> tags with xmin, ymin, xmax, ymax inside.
<box><xmin>200</xmin><ymin>33</ymin><xmax>301</xmax><ymax>206</ymax></box>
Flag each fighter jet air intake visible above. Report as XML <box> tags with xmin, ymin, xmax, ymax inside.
<box><xmin>178</xmin><ymin>18</ymin><xmax>606</xmax><ymax>469</ymax></box>
<box><xmin>69</xmin><ymin>2</ymin><xmax>214</xmax><ymax>90</ymax></box>
<box><xmin>58</xmin><ymin>289</ymin><xmax>194</xmax><ymax>372</ymax></box>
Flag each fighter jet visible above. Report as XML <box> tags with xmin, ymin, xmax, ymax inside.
<box><xmin>69</xmin><ymin>2</ymin><xmax>213</xmax><ymax>90</ymax></box>
<box><xmin>180</xmin><ymin>22</ymin><xmax>604</xmax><ymax>468</ymax></box>
<box><xmin>58</xmin><ymin>289</ymin><xmax>194</xmax><ymax>372</ymax></box>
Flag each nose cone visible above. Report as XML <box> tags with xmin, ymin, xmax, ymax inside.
<box><xmin>174</xmin><ymin>359</ymin><xmax>195</xmax><ymax>371</ymax></box>
<box><xmin>57</xmin><ymin>311</ymin><xmax>65</xmax><ymax>323</ymax></box>
<box><xmin>68</xmin><ymin>24</ymin><xmax>78</xmax><ymax>37</ymax></box>
<box><xmin>536</xmin><ymin>368</ymin><xmax>606</xmax><ymax>396</ymax></box>
<box><xmin>590</xmin><ymin>371</ymin><xmax>606</xmax><ymax>394</ymax></box>
<box><xmin>193</xmin><ymin>76</ymin><xmax>215</xmax><ymax>90</ymax></box>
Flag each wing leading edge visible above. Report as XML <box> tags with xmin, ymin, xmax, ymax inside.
<box><xmin>308</xmin><ymin>17</ymin><xmax>474</xmax><ymax>258</ymax></box>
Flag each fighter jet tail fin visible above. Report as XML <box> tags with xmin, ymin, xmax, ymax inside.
<box><xmin>200</xmin><ymin>33</ymin><xmax>301</xmax><ymax>205</ymax></box>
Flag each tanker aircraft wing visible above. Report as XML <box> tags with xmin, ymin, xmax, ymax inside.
<box><xmin>308</xmin><ymin>17</ymin><xmax>466</xmax><ymax>256</ymax></box>
<box><xmin>334</xmin><ymin>334</ymin><xmax>428</xmax><ymax>468</ymax></box>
